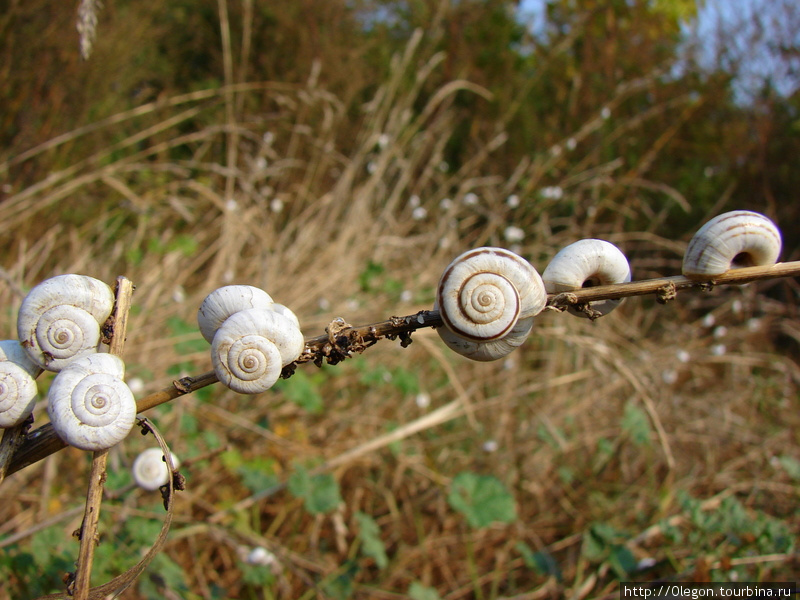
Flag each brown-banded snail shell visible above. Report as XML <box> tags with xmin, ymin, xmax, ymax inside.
<box><xmin>682</xmin><ymin>210</ymin><xmax>782</xmax><ymax>279</ymax></box>
<box><xmin>542</xmin><ymin>239</ymin><xmax>632</xmax><ymax>318</ymax></box>
<box><xmin>435</xmin><ymin>247</ymin><xmax>547</xmax><ymax>361</ymax></box>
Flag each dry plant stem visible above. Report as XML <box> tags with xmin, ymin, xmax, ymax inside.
<box><xmin>72</xmin><ymin>277</ymin><xmax>134</xmax><ymax>600</ymax></box>
<box><xmin>5</xmin><ymin>261</ymin><xmax>800</xmax><ymax>478</ymax></box>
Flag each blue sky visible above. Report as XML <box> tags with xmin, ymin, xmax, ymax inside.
<box><xmin>516</xmin><ymin>0</ymin><xmax>800</xmax><ymax>101</ymax></box>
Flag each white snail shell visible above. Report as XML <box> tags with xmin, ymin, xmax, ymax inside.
<box><xmin>132</xmin><ymin>447</ymin><xmax>180</xmax><ymax>491</ymax></box>
<box><xmin>47</xmin><ymin>354</ymin><xmax>137</xmax><ymax>451</ymax></box>
<box><xmin>0</xmin><ymin>340</ymin><xmax>40</xmax><ymax>428</ymax></box>
<box><xmin>682</xmin><ymin>210</ymin><xmax>782</xmax><ymax>279</ymax></box>
<box><xmin>269</xmin><ymin>303</ymin><xmax>300</xmax><ymax>329</ymax></box>
<box><xmin>542</xmin><ymin>239</ymin><xmax>632</xmax><ymax>318</ymax></box>
<box><xmin>17</xmin><ymin>274</ymin><xmax>115</xmax><ymax>372</ymax></box>
<box><xmin>436</xmin><ymin>247</ymin><xmax>547</xmax><ymax>361</ymax></box>
<box><xmin>198</xmin><ymin>285</ymin><xmax>275</xmax><ymax>343</ymax></box>
<box><xmin>212</xmin><ymin>308</ymin><xmax>304</xmax><ymax>394</ymax></box>
<box><xmin>437</xmin><ymin>315</ymin><xmax>534</xmax><ymax>362</ymax></box>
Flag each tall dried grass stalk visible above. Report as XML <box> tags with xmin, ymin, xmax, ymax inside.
<box><xmin>76</xmin><ymin>0</ymin><xmax>102</xmax><ymax>60</ymax></box>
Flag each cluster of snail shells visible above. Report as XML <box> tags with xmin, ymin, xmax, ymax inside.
<box><xmin>198</xmin><ymin>285</ymin><xmax>304</xmax><ymax>394</ymax></box>
<box><xmin>3</xmin><ymin>274</ymin><xmax>139</xmax><ymax>451</ymax></box>
<box><xmin>435</xmin><ymin>210</ymin><xmax>781</xmax><ymax>362</ymax></box>
<box><xmin>434</xmin><ymin>242</ymin><xmax>632</xmax><ymax>361</ymax></box>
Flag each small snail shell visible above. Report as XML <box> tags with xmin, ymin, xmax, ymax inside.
<box><xmin>132</xmin><ymin>447</ymin><xmax>180</xmax><ymax>491</ymax></box>
<box><xmin>198</xmin><ymin>285</ymin><xmax>274</xmax><ymax>343</ymax></box>
<box><xmin>47</xmin><ymin>354</ymin><xmax>137</xmax><ymax>451</ymax></box>
<box><xmin>435</xmin><ymin>247</ymin><xmax>547</xmax><ymax>361</ymax></box>
<box><xmin>269</xmin><ymin>303</ymin><xmax>300</xmax><ymax>329</ymax></box>
<box><xmin>17</xmin><ymin>274</ymin><xmax>115</xmax><ymax>371</ymax></box>
<box><xmin>682</xmin><ymin>210</ymin><xmax>782</xmax><ymax>279</ymax></box>
<box><xmin>542</xmin><ymin>239</ymin><xmax>632</xmax><ymax>318</ymax></box>
<box><xmin>212</xmin><ymin>308</ymin><xmax>304</xmax><ymax>394</ymax></box>
<box><xmin>437</xmin><ymin>315</ymin><xmax>534</xmax><ymax>362</ymax></box>
<box><xmin>0</xmin><ymin>340</ymin><xmax>40</xmax><ymax>428</ymax></box>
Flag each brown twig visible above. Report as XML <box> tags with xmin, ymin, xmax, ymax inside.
<box><xmin>4</xmin><ymin>261</ymin><xmax>800</xmax><ymax>479</ymax></box>
<box><xmin>71</xmin><ymin>277</ymin><xmax>134</xmax><ymax>600</ymax></box>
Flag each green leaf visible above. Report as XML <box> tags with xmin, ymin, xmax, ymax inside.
<box><xmin>608</xmin><ymin>544</ymin><xmax>637</xmax><ymax>579</ymax></box>
<box><xmin>409</xmin><ymin>582</ymin><xmax>443</xmax><ymax>600</ymax></box>
<box><xmin>275</xmin><ymin>370</ymin><xmax>324</xmax><ymax>414</ymax></box>
<box><xmin>777</xmin><ymin>455</ymin><xmax>800</xmax><ymax>481</ymax></box>
<box><xmin>138</xmin><ymin>552</ymin><xmax>189</xmax><ymax>599</ymax></box>
<box><xmin>516</xmin><ymin>542</ymin><xmax>562</xmax><ymax>580</ymax></box>
<box><xmin>237</xmin><ymin>457</ymin><xmax>280</xmax><ymax>494</ymax></box>
<box><xmin>355</xmin><ymin>511</ymin><xmax>388</xmax><ymax>569</ymax></box>
<box><xmin>288</xmin><ymin>467</ymin><xmax>342</xmax><ymax>514</ymax></box>
<box><xmin>621</xmin><ymin>402</ymin><xmax>651</xmax><ymax>447</ymax></box>
<box><xmin>447</xmin><ymin>471</ymin><xmax>517</xmax><ymax>528</ymax></box>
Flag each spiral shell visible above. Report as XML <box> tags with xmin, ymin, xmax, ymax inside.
<box><xmin>435</xmin><ymin>247</ymin><xmax>546</xmax><ymax>361</ymax></box>
<box><xmin>682</xmin><ymin>210</ymin><xmax>782</xmax><ymax>279</ymax></box>
<box><xmin>542</xmin><ymin>239</ymin><xmax>632</xmax><ymax>318</ymax></box>
<box><xmin>212</xmin><ymin>309</ymin><xmax>304</xmax><ymax>394</ymax></box>
<box><xmin>47</xmin><ymin>354</ymin><xmax>137</xmax><ymax>451</ymax></box>
<box><xmin>437</xmin><ymin>316</ymin><xmax>534</xmax><ymax>362</ymax></box>
<box><xmin>132</xmin><ymin>447</ymin><xmax>180</xmax><ymax>491</ymax></box>
<box><xmin>198</xmin><ymin>285</ymin><xmax>275</xmax><ymax>343</ymax></box>
<box><xmin>17</xmin><ymin>274</ymin><xmax>115</xmax><ymax>372</ymax></box>
<box><xmin>0</xmin><ymin>340</ymin><xmax>40</xmax><ymax>428</ymax></box>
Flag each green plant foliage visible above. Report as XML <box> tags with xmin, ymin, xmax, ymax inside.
<box><xmin>516</xmin><ymin>541</ymin><xmax>562</xmax><ymax>581</ymax></box>
<box><xmin>0</xmin><ymin>526</ymin><xmax>75</xmax><ymax>597</ymax></box>
<box><xmin>138</xmin><ymin>552</ymin><xmax>190</xmax><ymax>599</ymax></box>
<box><xmin>288</xmin><ymin>466</ymin><xmax>342</xmax><ymax>515</ymax></box>
<box><xmin>621</xmin><ymin>402</ymin><xmax>652</xmax><ymax>447</ymax></box>
<box><xmin>222</xmin><ymin>449</ymin><xmax>281</xmax><ymax>494</ymax></box>
<box><xmin>274</xmin><ymin>370</ymin><xmax>325</xmax><ymax>414</ymax></box>
<box><xmin>777</xmin><ymin>455</ymin><xmax>800</xmax><ymax>481</ymax></box>
<box><xmin>322</xmin><ymin>559</ymin><xmax>359</xmax><ymax>600</ymax></box>
<box><xmin>581</xmin><ymin>522</ymin><xmax>637</xmax><ymax>579</ymax></box>
<box><xmin>409</xmin><ymin>581</ymin><xmax>443</xmax><ymax>600</ymax></box>
<box><xmin>447</xmin><ymin>472</ymin><xmax>517</xmax><ymax>528</ymax></box>
<box><xmin>355</xmin><ymin>511</ymin><xmax>388</xmax><ymax>569</ymax></box>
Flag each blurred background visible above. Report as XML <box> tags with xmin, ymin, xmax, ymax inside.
<box><xmin>0</xmin><ymin>0</ymin><xmax>798</xmax><ymax>597</ymax></box>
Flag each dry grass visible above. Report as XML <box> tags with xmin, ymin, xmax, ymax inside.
<box><xmin>0</xmin><ymin>24</ymin><xmax>798</xmax><ymax>600</ymax></box>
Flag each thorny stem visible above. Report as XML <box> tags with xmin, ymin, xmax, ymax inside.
<box><xmin>4</xmin><ymin>260</ymin><xmax>800</xmax><ymax>478</ymax></box>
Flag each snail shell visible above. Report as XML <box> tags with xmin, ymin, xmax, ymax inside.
<box><xmin>437</xmin><ymin>315</ymin><xmax>534</xmax><ymax>362</ymax></box>
<box><xmin>435</xmin><ymin>247</ymin><xmax>547</xmax><ymax>361</ymax></box>
<box><xmin>0</xmin><ymin>340</ymin><xmax>40</xmax><ymax>428</ymax></box>
<box><xmin>17</xmin><ymin>274</ymin><xmax>115</xmax><ymax>372</ymax></box>
<box><xmin>132</xmin><ymin>447</ymin><xmax>180</xmax><ymax>491</ymax></box>
<box><xmin>198</xmin><ymin>285</ymin><xmax>275</xmax><ymax>343</ymax></box>
<box><xmin>212</xmin><ymin>308</ymin><xmax>304</xmax><ymax>394</ymax></box>
<box><xmin>682</xmin><ymin>210</ymin><xmax>782</xmax><ymax>279</ymax></box>
<box><xmin>47</xmin><ymin>354</ymin><xmax>137</xmax><ymax>451</ymax></box>
<box><xmin>542</xmin><ymin>239</ymin><xmax>632</xmax><ymax>318</ymax></box>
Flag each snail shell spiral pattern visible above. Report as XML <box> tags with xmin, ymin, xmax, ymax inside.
<box><xmin>0</xmin><ymin>340</ymin><xmax>40</xmax><ymax>428</ymax></box>
<box><xmin>47</xmin><ymin>354</ymin><xmax>136</xmax><ymax>451</ymax></box>
<box><xmin>682</xmin><ymin>210</ymin><xmax>782</xmax><ymax>279</ymax></box>
<box><xmin>435</xmin><ymin>247</ymin><xmax>547</xmax><ymax>361</ymax></box>
<box><xmin>212</xmin><ymin>308</ymin><xmax>305</xmax><ymax>394</ymax></box>
<box><xmin>542</xmin><ymin>239</ymin><xmax>632</xmax><ymax>318</ymax></box>
<box><xmin>17</xmin><ymin>274</ymin><xmax>115</xmax><ymax>372</ymax></box>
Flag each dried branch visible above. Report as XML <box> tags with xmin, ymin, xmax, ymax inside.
<box><xmin>4</xmin><ymin>260</ymin><xmax>799</xmax><ymax>479</ymax></box>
